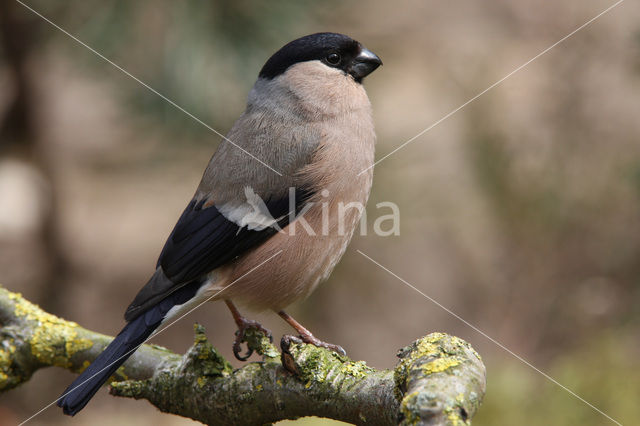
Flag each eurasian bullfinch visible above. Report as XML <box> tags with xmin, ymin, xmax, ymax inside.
<box><xmin>58</xmin><ymin>32</ymin><xmax>381</xmax><ymax>415</ymax></box>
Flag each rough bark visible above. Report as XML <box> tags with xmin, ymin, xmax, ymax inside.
<box><xmin>0</xmin><ymin>286</ymin><xmax>486</xmax><ymax>425</ymax></box>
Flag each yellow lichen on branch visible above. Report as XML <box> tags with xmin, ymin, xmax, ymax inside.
<box><xmin>1</xmin><ymin>286</ymin><xmax>486</xmax><ymax>425</ymax></box>
<box><xmin>10</xmin><ymin>290</ymin><xmax>93</xmax><ymax>369</ymax></box>
<box><xmin>0</xmin><ymin>286</ymin><xmax>178</xmax><ymax>391</ymax></box>
<box><xmin>395</xmin><ymin>333</ymin><xmax>486</xmax><ymax>425</ymax></box>
<box><xmin>5</xmin><ymin>290</ymin><xmax>89</xmax><ymax>368</ymax></box>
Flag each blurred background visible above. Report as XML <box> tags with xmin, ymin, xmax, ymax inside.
<box><xmin>1</xmin><ymin>0</ymin><xmax>639</xmax><ymax>425</ymax></box>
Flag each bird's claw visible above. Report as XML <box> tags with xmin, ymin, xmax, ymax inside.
<box><xmin>280</xmin><ymin>333</ymin><xmax>346</xmax><ymax>357</ymax></box>
<box><xmin>232</xmin><ymin>319</ymin><xmax>272</xmax><ymax>361</ymax></box>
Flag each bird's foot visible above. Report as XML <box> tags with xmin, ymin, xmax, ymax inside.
<box><xmin>233</xmin><ymin>318</ymin><xmax>272</xmax><ymax>361</ymax></box>
<box><xmin>281</xmin><ymin>333</ymin><xmax>346</xmax><ymax>356</ymax></box>
<box><xmin>277</xmin><ymin>310</ymin><xmax>346</xmax><ymax>356</ymax></box>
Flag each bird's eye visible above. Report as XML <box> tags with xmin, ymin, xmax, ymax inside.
<box><xmin>326</xmin><ymin>53</ymin><xmax>341</xmax><ymax>65</ymax></box>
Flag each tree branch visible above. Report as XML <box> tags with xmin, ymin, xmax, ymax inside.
<box><xmin>0</xmin><ymin>286</ymin><xmax>486</xmax><ymax>425</ymax></box>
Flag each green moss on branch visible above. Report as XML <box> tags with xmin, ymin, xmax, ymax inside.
<box><xmin>395</xmin><ymin>333</ymin><xmax>485</xmax><ymax>425</ymax></box>
<box><xmin>0</xmin><ymin>286</ymin><xmax>179</xmax><ymax>391</ymax></box>
<box><xmin>1</xmin><ymin>286</ymin><xmax>486</xmax><ymax>425</ymax></box>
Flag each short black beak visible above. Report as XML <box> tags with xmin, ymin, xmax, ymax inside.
<box><xmin>349</xmin><ymin>47</ymin><xmax>382</xmax><ymax>81</ymax></box>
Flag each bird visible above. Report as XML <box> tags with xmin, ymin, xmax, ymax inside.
<box><xmin>57</xmin><ymin>32</ymin><xmax>381</xmax><ymax>416</ymax></box>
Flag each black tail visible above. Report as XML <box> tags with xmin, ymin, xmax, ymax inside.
<box><xmin>57</xmin><ymin>310</ymin><xmax>159</xmax><ymax>415</ymax></box>
<box><xmin>57</xmin><ymin>280</ymin><xmax>202</xmax><ymax>415</ymax></box>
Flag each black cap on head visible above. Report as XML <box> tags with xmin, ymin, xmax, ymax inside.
<box><xmin>259</xmin><ymin>32</ymin><xmax>382</xmax><ymax>83</ymax></box>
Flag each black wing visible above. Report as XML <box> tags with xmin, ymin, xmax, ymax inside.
<box><xmin>124</xmin><ymin>188</ymin><xmax>312</xmax><ymax>321</ymax></box>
